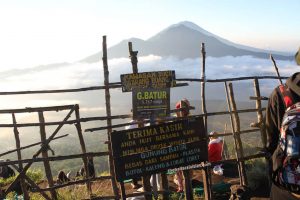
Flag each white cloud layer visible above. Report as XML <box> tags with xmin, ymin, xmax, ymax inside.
<box><xmin>0</xmin><ymin>55</ymin><xmax>298</xmax><ymax>94</ymax></box>
<box><xmin>0</xmin><ymin>55</ymin><xmax>298</xmax><ymax>148</ymax></box>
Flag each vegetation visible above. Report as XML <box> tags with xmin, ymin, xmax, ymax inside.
<box><xmin>0</xmin><ymin>169</ymin><xmax>43</xmax><ymax>187</ymax></box>
<box><xmin>246</xmin><ymin>158</ymin><xmax>269</xmax><ymax>191</ymax></box>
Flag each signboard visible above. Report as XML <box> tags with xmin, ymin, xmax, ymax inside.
<box><xmin>132</xmin><ymin>88</ymin><xmax>170</xmax><ymax>119</ymax></box>
<box><xmin>120</xmin><ymin>70</ymin><xmax>176</xmax><ymax>92</ymax></box>
<box><xmin>111</xmin><ymin>117</ymin><xmax>207</xmax><ymax>181</ymax></box>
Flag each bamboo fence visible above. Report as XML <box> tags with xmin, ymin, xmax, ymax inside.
<box><xmin>0</xmin><ymin>36</ymin><xmax>286</xmax><ymax>200</ymax></box>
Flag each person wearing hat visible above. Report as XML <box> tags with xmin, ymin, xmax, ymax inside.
<box><xmin>265</xmin><ymin>48</ymin><xmax>300</xmax><ymax>199</ymax></box>
<box><xmin>173</xmin><ymin>99</ymin><xmax>191</xmax><ymax>192</ymax></box>
<box><xmin>208</xmin><ymin>131</ymin><xmax>223</xmax><ymax>162</ymax></box>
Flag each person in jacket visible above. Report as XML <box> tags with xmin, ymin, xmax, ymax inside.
<box><xmin>265</xmin><ymin>48</ymin><xmax>300</xmax><ymax>200</ymax></box>
<box><xmin>173</xmin><ymin>99</ymin><xmax>191</xmax><ymax>192</ymax></box>
<box><xmin>208</xmin><ymin>131</ymin><xmax>223</xmax><ymax>162</ymax></box>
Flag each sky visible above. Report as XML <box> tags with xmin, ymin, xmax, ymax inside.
<box><xmin>0</xmin><ymin>0</ymin><xmax>300</xmax><ymax>71</ymax></box>
<box><xmin>0</xmin><ymin>0</ymin><xmax>300</xmax><ymax>148</ymax></box>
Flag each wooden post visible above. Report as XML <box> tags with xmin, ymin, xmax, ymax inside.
<box><xmin>253</xmin><ymin>78</ymin><xmax>270</xmax><ymax>188</ymax></box>
<box><xmin>142</xmin><ymin>175</ymin><xmax>152</xmax><ymax>200</ymax></box>
<box><xmin>128</xmin><ymin>41</ymin><xmax>152</xmax><ymax>200</ymax></box>
<box><xmin>102</xmin><ymin>35</ymin><xmax>119</xmax><ymax>199</ymax></box>
<box><xmin>224</xmin><ymin>81</ymin><xmax>243</xmax><ymax>184</ymax></box>
<box><xmin>253</xmin><ymin>78</ymin><xmax>267</xmax><ymax>148</ymax></box>
<box><xmin>12</xmin><ymin>113</ymin><xmax>30</xmax><ymax>200</ymax></box>
<box><xmin>74</xmin><ymin>104</ymin><xmax>92</xmax><ymax>196</ymax></box>
<box><xmin>38</xmin><ymin>111</ymin><xmax>57</xmax><ymax>200</ymax></box>
<box><xmin>161</xmin><ymin>173</ymin><xmax>169</xmax><ymax>200</ymax></box>
<box><xmin>227</xmin><ymin>83</ymin><xmax>248</xmax><ymax>186</ymax></box>
<box><xmin>128</xmin><ymin>42</ymin><xmax>138</xmax><ymax>73</ymax></box>
<box><xmin>120</xmin><ymin>182</ymin><xmax>126</xmax><ymax>200</ymax></box>
<box><xmin>183</xmin><ymin>170</ymin><xmax>193</xmax><ymax>200</ymax></box>
<box><xmin>200</xmin><ymin>43</ymin><xmax>212</xmax><ymax>200</ymax></box>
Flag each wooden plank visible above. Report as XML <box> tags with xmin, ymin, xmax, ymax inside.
<box><xmin>176</xmin><ymin>75</ymin><xmax>288</xmax><ymax>82</ymax></box>
<box><xmin>74</xmin><ymin>105</ymin><xmax>92</xmax><ymax>196</ymax></box>
<box><xmin>12</xmin><ymin>113</ymin><xmax>30</xmax><ymax>200</ymax></box>
<box><xmin>102</xmin><ymin>35</ymin><xmax>119</xmax><ymax>199</ymax></box>
<box><xmin>0</xmin><ymin>104</ymin><xmax>74</xmax><ymax>113</ymax></box>
<box><xmin>36</xmin><ymin>176</ymin><xmax>114</xmax><ymax>191</ymax></box>
<box><xmin>38</xmin><ymin>111</ymin><xmax>57</xmax><ymax>200</ymax></box>
<box><xmin>253</xmin><ymin>78</ymin><xmax>267</xmax><ymax>148</ymax></box>
<box><xmin>0</xmin><ymin>85</ymin><xmax>122</xmax><ymax>95</ymax></box>
<box><xmin>0</xmin><ymin>152</ymin><xmax>109</xmax><ymax>166</ymax></box>
<box><xmin>224</xmin><ymin>81</ymin><xmax>243</xmax><ymax>185</ymax></box>
<box><xmin>161</xmin><ymin>172</ymin><xmax>169</xmax><ymax>200</ymax></box>
<box><xmin>200</xmin><ymin>42</ymin><xmax>211</xmax><ymax>200</ymax></box>
<box><xmin>0</xmin><ymin>134</ymin><xmax>68</xmax><ymax>157</ymax></box>
<box><xmin>228</xmin><ymin>83</ymin><xmax>248</xmax><ymax>186</ymax></box>
<box><xmin>85</xmin><ymin>108</ymin><xmax>265</xmax><ymax>132</ymax></box>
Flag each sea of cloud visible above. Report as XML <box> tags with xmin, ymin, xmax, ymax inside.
<box><xmin>0</xmin><ymin>55</ymin><xmax>298</xmax><ymax>147</ymax></box>
<box><xmin>0</xmin><ymin>54</ymin><xmax>298</xmax><ymax>110</ymax></box>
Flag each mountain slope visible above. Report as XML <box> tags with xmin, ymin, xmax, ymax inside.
<box><xmin>81</xmin><ymin>21</ymin><xmax>293</xmax><ymax>63</ymax></box>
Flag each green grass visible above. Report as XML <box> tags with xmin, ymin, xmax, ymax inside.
<box><xmin>0</xmin><ymin>169</ymin><xmax>43</xmax><ymax>187</ymax></box>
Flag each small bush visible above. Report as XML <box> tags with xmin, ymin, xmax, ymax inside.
<box><xmin>0</xmin><ymin>168</ymin><xmax>43</xmax><ymax>186</ymax></box>
<box><xmin>246</xmin><ymin>158</ymin><xmax>269</xmax><ymax>190</ymax></box>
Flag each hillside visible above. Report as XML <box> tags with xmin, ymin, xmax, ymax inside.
<box><xmin>81</xmin><ymin>21</ymin><xmax>293</xmax><ymax>63</ymax></box>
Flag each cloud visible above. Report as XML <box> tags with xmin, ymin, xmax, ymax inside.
<box><xmin>0</xmin><ymin>54</ymin><xmax>297</xmax><ymax>97</ymax></box>
<box><xmin>0</xmin><ymin>55</ymin><xmax>298</xmax><ymax>149</ymax></box>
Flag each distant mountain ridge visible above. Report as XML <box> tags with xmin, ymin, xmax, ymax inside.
<box><xmin>81</xmin><ymin>21</ymin><xmax>293</xmax><ymax>63</ymax></box>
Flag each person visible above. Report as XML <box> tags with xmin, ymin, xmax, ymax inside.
<box><xmin>208</xmin><ymin>131</ymin><xmax>223</xmax><ymax>162</ymax></box>
<box><xmin>78</xmin><ymin>156</ymin><xmax>95</xmax><ymax>178</ymax></box>
<box><xmin>173</xmin><ymin>99</ymin><xmax>191</xmax><ymax>193</ymax></box>
<box><xmin>0</xmin><ymin>160</ymin><xmax>15</xmax><ymax>179</ymax></box>
<box><xmin>265</xmin><ymin>48</ymin><xmax>300</xmax><ymax>200</ymax></box>
<box><xmin>56</xmin><ymin>170</ymin><xmax>70</xmax><ymax>184</ymax></box>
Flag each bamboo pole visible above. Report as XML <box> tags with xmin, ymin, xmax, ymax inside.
<box><xmin>142</xmin><ymin>175</ymin><xmax>152</xmax><ymax>200</ymax></box>
<box><xmin>224</xmin><ymin>81</ymin><xmax>243</xmax><ymax>185</ymax></box>
<box><xmin>0</xmin><ymin>134</ymin><xmax>68</xmax><ymax>157</ymax></box>
<box><xmin>102</xmin><ymin>35</ymin><xmax>119</xmax><ymax>199</ymax></box>
<box><xmin>228</xmin><ymin>83</ymin><xmax>248</xmax><ymax>186</ymax></box>
<box><xmin>4</xmin><ymin>106</ymin><xmax>75</xmax><ymax>196</ymax></box>
<box><xmin>0</xmin><ymin>104</ymin><xmax>74</xmax><ymax>114</ymax></box>
<box><xmin>128</xmin><ymin>42</ymin><xmax>138</xmax><ymax>73</ymax></box>
<box><xmin>161</xmin><ymin>173</ymin><xmax>169</xmax><ymax>200</ymax></box>
<box><xmin>200</xmin><ymin>43</ymin><xmax>211</xmax><ymax>200</ymax></box>
<box><xmin>12</xmin><ymin>113</ymin><xmax>30</xmax><ymax>200</ymax></box>
<box><xmin>1</xmin><ymin>152</ymin><xmax>110</xmax><ymax>167</ymax></box>
<box><xmin>128</xmin><ymin>41</ymin><xmax>152</xmax><ymax>200</ymax></box>
<box><xmin>176</xmin><ymin>76</ymin><xmax>288</xmax><ymax>83</ymax></box>
<box><xmin>120</xmin><ymin>182</ymin><xmax>126</xmax><ymax>200</ymax></box>
<box><xmin>253</xmin><ymin>78</ymin><xmax>267</xmax><ymax>148</ymax></box>
<box><xmin>38</xmin><ymin>111</ymin><xmax>57</xmax><ymax>200</ymax></box>
<box><xmin>74</xmin><ymin>104</ymin><xmax>92</xmax><ymax>196</ymax></box>
<box><xmin>0</xmin><ymin>76</ymin><xmax>287</xmax><ymax>96</ymax></box>
<box><xmin>270</xmin><ymin>54</ymin><xmax>283</xmax><ymax>85</ymax></box>
<box><xmin>0</xmin><ymin>85</ymin><xmax>122</xmax><ymax>95</ymax></box>
<box><xmin>221</xmin><ymin>123</ymin><xmax>230</xmax><ymax>160</ymax></box>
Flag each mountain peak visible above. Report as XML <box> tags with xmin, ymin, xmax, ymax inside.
<box><xmin>80</xmin><ymin>21</ymin><xmax>293</xmax><ymax>63</ymax></box>
<box><xmin>173</xmin><ymin>21</ymin><xmax>215</xmax><ymax>36</ymax></box>
<box><xmin>155</xmin><ymin>21</ymin><xmax>215</xmax><ymax>39</ymax></box>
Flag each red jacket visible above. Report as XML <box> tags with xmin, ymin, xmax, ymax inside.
<box><xmin>208</xmin><ymin>138</ymin><xmax>223</xmax><ymax>162</ymax></box>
